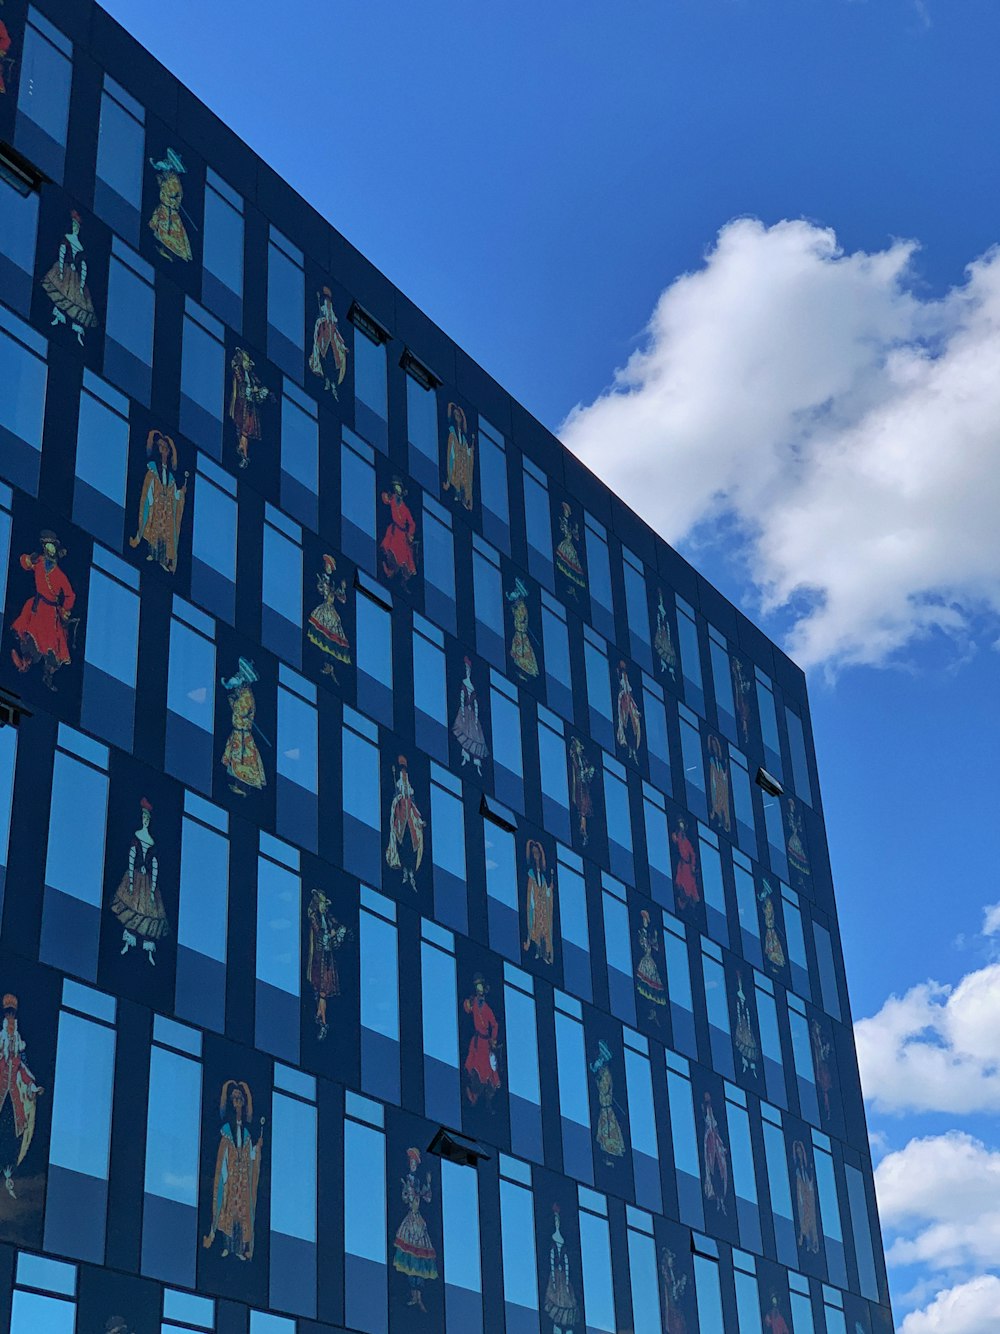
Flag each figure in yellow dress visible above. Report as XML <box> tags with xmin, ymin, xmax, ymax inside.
<box><xmin>444</xmin><ymin>402</ymin><xmax>474</xmax><ymax>511</ymax></box>
<box><xmin>392</xmin><ymin>1147</ymin><xmax>438</xmax><ymax>1311</ymax></box>
<box><xmin>506</xmin><ymin>578</ymin><xmax>539</xmax><ymax>680</ymax></box>
<box><xmin>148</xmin><ymin>148</ymin><xmax>193</xmax><ymax>262</ymax></box>
<box><xmin>220</xmin><ymin>658</ymin><xmax>267</xmax><ymax>796</ymax></box>
<box><xmin>202</xmin><ymin>1081</ymin><xmax>265</xmax><ymax>1261</ymax></box>
<box><xmin>307</xmin><ymin>555</ymin><xmax>351</xmax><ymax>679</ymax></box>
<box><xmin>590</xmin><ymin>1040</ymin><xmax>626</xmax><ymax>1165</ymax></box>
<box><xmin>522</xmin><ymin>839</ymin><xmax>555</xmax><ymax>965</ymax></box>
<box><xmin>129</xmin><ymin>430</ymin><xmax>188</xmax><ymax>573</ymax></box>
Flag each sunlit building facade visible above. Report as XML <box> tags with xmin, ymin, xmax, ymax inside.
<box><xmin>0</xmin><ymin>3</ymin><xmax>893</xmax><ymax>1332</ymax></box>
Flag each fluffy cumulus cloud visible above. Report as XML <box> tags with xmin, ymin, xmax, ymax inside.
<box><xmin>560</xmin><ymin>218</ymin><xmax>1000</xmax><ymax>670</ymax></box>
<box><xmin>900</xmin><ymin>1276</ymin><xmax>1000</xmax><ymax>1334</ymax></box>
<box><xmin>982</xmin><ymin>902</ymin><xmax>1000</xmax><ymax>936</ymax></box>
<box><xmin>855</xmin><ymin>964</ymin><xmax>1000</xmax><ymax>1114</ymax></box>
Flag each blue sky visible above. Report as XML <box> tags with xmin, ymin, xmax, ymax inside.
<box><xmin>103</xmin><ymin>2</ymin><xmax>1000</xmax><ymax>1328</ymax></box>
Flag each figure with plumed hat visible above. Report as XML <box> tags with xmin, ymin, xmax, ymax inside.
<box><xmin>307</xmin><ymin>554</ymin><xmax>351</xmax><ymax>678</ymax></box>
<box><xmin>148</xmin><ymin>147</ymin><xmax>193</xmax><ymax>262</ymax></box>
<box><xmin>10</xmin><ymin>530</ymin><xmax>78</xmax><ymax>691</ymax></box>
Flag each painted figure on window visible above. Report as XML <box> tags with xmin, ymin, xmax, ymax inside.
<box><xmin>392</xmin><ymin>1147</ymin><xmax>438</xmax><ymax>1312</ymax></box>
<box><xmin>568</xmin><ymin>736</ymin><xmax>595</xmax><ymax>848</ymax></box>
<box><xmin>385</xmin><ymin>756</ymin><xmax>425</xmax><ymax>891</ymax></box>
<box><xmin>306</xmin><ymin>887</ymin><xmax>351</xmax><ymax>1043</ymax></box>
<box><xmin>635</xmin><ymin>909</ymin><xmax>667</xmax><ymax>1027</ymax></box>
<box><xmin>443</xmin><ymin>402</ymin><xmax>474</xmax><ymax>512</ymax></box>
<box><xmin>615</xmin><ymin>661</ymin><xmax>642</xmax><ymax>763</ymax></box>
<box><xmin>659</xmin><ymin>1248</ymin><xmax>689</xmax><ymax>1334</ymax></box>
<box><xmin>220</xmin><ymin>657</ymin><xmax>268</xmax><ymax>796</ymax></box>
<box><xmin>308</xmin><ymin>286</ymin><xmax>348</xmax><ymax>397</ymax></box>
<box><xmin>9</xmin><ymin>530</ymin><xmax>78</xmax><ymax>691</ymax></box>
<box><xmin>452</xmin><ymin>656</ymin><xmax>489</xmax><ymax>777</ymax></box>
<box><xmin>463</xmin><ymin>973</ymin><xmax>501</xmax><ymax>1110</ymax></box>
<box><xmin>147</xmin><ymin>148</ymin><xmax>193</xmax><ymax>262</ymax></box>
<box><xmin>654</xmin><ymin>591</ymin><xmax>678</xmax><ymax>682</ymax></box>
<box><xmin>0</xmin><ymin>22</ymin><xmax>15</xmax><ymax>96</ymax></box>
<box><xmin>104</xmin><ymin>1319</ymin><xmax>133</xmax><ymax>1334</ymax></box>
<box><xmin>379</xmin><ymin>478</ymin><xmax>418</xmax><ymax>585</ymax></box>
<box><xmin>110</xmin><ymin>797</ymin><xmax>170</xmax><ymax>965</ymax></box>
<box><xmin>228</xmin><ymin>347</ymin><xmax>271</xmax><ymax>469</ymax></box>
<box><xmin>590</xmin><ymin>1040</ymin><xmax>626</xmax><ymax>1165</ymax></box>
<box><xmin>307</xmin><ymin>554</ymin><xmax>351</xmax><ymax>679</ymax></box>
<box><xmin>671</xmin><ymin>818</ymin><xmax>700</xmax><ymax>912</ymax></box>
<box><xmin>811</xmin><ymin>1019</ymin><xmax>834</xmax><ymax>1121</ymax></box>
<box><xmin>765</xmin><ymin>1293</ymin><xmax>791</xmax><ymax>1334</ymax></box>
<box><xmin>506</xmin><ymin>578</ymin><xmax>539</xmax><ymax>680</ymax></box>
<box><xmin>733</xmin><ymin>972</ymin><xmax>759</xmax><ymax>1077</ymax></box>
<box><xmin>701</xmin><ymin>1092</ymin><xmax>729</xmax><ymax>1213</ymax></box>
<box><xmin>129</xmin><ymin>429</ymin><xmax>188</xmax><ymax>573</ymax></box>
<box><xmin>731</xmin><ymin>657</ymin><xmax>753</xmax><ymax>748</ymax></box>
<box><xmin>554</xmin><ymin>502</ymin><xmax>586</xmax><ymax>596</ymax></box>
<box><xmin>523</xmin><ymin>839</ymin><xmax>555</xmax><ymax>965</ymax></box>
<box><xmin>41</xmin><ymin>210</ymin><xmax>98</xmax><ymax>346</ymax></box>
<box><xmin>202</xmin><ymin>1080</ymin><xmax>265</xmax><ymax>1261</ymax></box>
<box><xmin>544</xmin><ymin>1204</ymin><xmax>580</xmax><ymax>1334</ymax></box>
<box><xmin>708</xmin><ymin>735</ymin><xmax>731</xmax><ymax>834</ymax></box>
<box><xmin>0</xmin><ymin>994</ymin><xmax>43</xmax><ymax>1201</ymax></box>
<box><xmin>785</xmin><ymin>798</ymin><xmax>811</xmax><ymax>880</ymax></box>
<box><xmin>758</xmin><ymin>881</ymin><xmax>787</xmax><ymax>974</ymax></box>
<box><xmin>793</xmin><ymin>1139</ymin><xmax>820</xmax><ymax>1253</ymax></box>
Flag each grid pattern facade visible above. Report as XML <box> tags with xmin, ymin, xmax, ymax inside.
<box><xmin>0</xmin><ymin>3</ymin><xmax>893</xmax><ymax>1333</ymax></box>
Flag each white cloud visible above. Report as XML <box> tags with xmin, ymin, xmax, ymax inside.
<box><xmin>855</xmin><ymin>964</ymin><xmax>1000</xmax><ymax>1114</ymax></box>
<box><xmin>982</xmin><ymin>902</ymin><xmax>1000</xmax><ymax>936</ymax></box>
<box><xmin>876</xmin><ymin>1132</ymin><xmax>1000</xmax><ymax>1271</ymax></box>
<box><xmin>560</xmin><ymin>218</ymin><xmax>1000</xmax><ymax>670</ymax></box>
<box><xmin>900</xmin><ymin>1275</ymin><xmax>1000</xmax><ymax>1334</ymax></box>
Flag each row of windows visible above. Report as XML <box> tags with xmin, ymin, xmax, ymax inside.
<box><xmin>0</xmin><ymin>962</ymin><xmax>885</xmax><ymax>1329</ymax></box>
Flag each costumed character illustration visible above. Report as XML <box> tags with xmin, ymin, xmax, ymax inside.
<box><xmin>554</xmin><ymin>501</ymin><xmax>585</xmax><ymax>595</ymax></box>
<box><xmin>785</xmin><ymin>798</ymin><xmax>811</xmax><ymax>880</ymax></box>
<box><xmin>758</xmin><ymin>881</ymin><xmax>787</xmax><ymax>973</ymax></box>
<box><xmin>635</xmin><ymin>909</ymin><xmax>667</xmax><ymax>1027</ymax></box>
<box><xmin>385</xmin><ymin>756</ymin><xmax>425</xmax><ymax>891</ymax></box>
<box><xmin>702</xmin><ymin>1092</ymin><xmax>729</xmax><ymax>1213</ymax></box>
<box><xmin>731</xmin><ymin>657</ymin><xmax>753</xmax><ymax>746</ymax></box>
<box><xmin>379</xmin><ymin>478</ymin><xmax>418</xmax><ymax>584</ymax></box>
<box><xmin>654</xmin><ymin>591</ymin><xmax>678</xmax><ymax>681</ymax></box>
<box><xmin>568</xmin><ymin>736</ymin><xmax>595</xmax><ymax>847</ymax></box>
<box><xmin>10</xmin><ymin>530</ymin><xmax>78</xmax><ymax>691</ymax></box>
<box><xmin>202</xmin><ymin>1080</ymin><xmax>265</xmax><ymax>1260</ymax></box>
<box><xmin>615</xmin><ymin>660</ymin><xmax>642</xmax><ymax>763</ymax></box>
<box><xmin>793</xmin><ymin>1139</ymin><xmax>820</xmax><ymax>1253</ymax></box>
<box><xmin>452</xmin><ymin>656</ymin><xmax>489</xmax><ymax>776</ymax></box>
<box><xmin>41</xmin><ymin>210</ymin><xmax>98</xmax><ymax>345</ymax></box>
<box><xmin>307</xmin><ymin>554</ymin><xmax>351</xmax><ymax>678</ymax></box>
<box><xmin>220</xmin><ymin>658</ymin><xmax>268</xmax><ymax>796</ymax></box>
<box><xmin>544</xmin><ymin>1204</ymin><xmax>580</xmax><ymax>1334</ymax></box>
<box><xmin>811</xmin><ymin>1019</ymin><xmax>834</xmax><ymax>1121</ymax></box>
<box><xmin>708</xmin><ymin>735</ymin><xmax>731</xmax><ymax>834</ymax></box>
<box><xmin>462</xmin><ymin>973</ymin><xmax>501</xmax><ymax>1111</ymax></box>
<box><xmin>0</xmin><ymin>994</ymin><xmax>43</xmax><ymax>1200</ymax></box>
<box><xmin>523</xmin><ymin>839</ymin><xmax>555</xmax><ymax>965</ymax></box>
<box><xmin>147</xmin><ymin>148</ymin><xmax>194</xmax><ymax>262</ymax></box>
<box><xmin>733</xmin><ymin>972</ymin><xmax>759</xmax><ymax>1077</ymax></box>
<box><xmin>392</xmin><ymin>1147</ymin><xmax>438</xmax><ymax>1311</ymax></box>
<box><xmin>228</xmin><ymin>348</ymin><xmax>271</xmax><ymax>469</ymax></box>
<box><xmin>0</xmin><ymin>21</ymin><xmax>16</xmax><ymax>97</ymax></box>
<box><xmin>765</xmin><ymin>1293</ymin><xmax>791</xmax><ymax>1334</ymax></box>
<box><xmin>443</xmin><ymin>402</ymin><xmax>474</xmax><ymax>511</ymax></box>
<box><xmin>506</xmin><ymin>577</ymin><xmax>539</xmax><ymax>680</ymax></box>
<box><xmin>129</xmin><ymin>429</ymin><xmax>188</xmax><ymax>572</ymax></box>
<box><xmin>308</xmin><ymin>286</ymin><xmax>347</xmax><ymax>396</ymax></box>
<box><xmin>110</xmin><ymin>797</ymin><xmax>170</xmax><ymax>965</ymax></box>
<box><xmin>306</xmin><ymin>887</ymin><xmax>351</xmax><ymax>1042</ymax></box>
<box><xmin>590</xmin><ymin>1040</ymin><xmax>626</xmax><ymax>1165</ymax></box>
<box><xmin>659</xmin><ymin>1248</ymin><xmax>689</xmax><ymax>1334</ymax></box>
<box><xmin>671</xmin><ymin>818</ymin><xmax>700</xmax><ymax>911</ymax></box>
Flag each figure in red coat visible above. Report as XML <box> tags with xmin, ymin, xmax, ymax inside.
<box><xmin>463</xmin><ymin>973</ymin><xmax>501</xmax><ymax>1111</ymax></box>
<box><xmin>10</xmin><ymin>530</ymin><xmax>78</xmax><ymax>691</ymax></box>
<box><xmin>671</xmin><ymin>817</ymin><xmax>700</xmax><ymax>910</ymax></box>
<box><xmin>379</xmin><ymin>478</ymin><xmax>417</xmax><ymax>585</ymax></box>
<box><xmin>764</xmin><ymin>1293</ymin><xmax>791</xmax><ymax>1334</ymax></box>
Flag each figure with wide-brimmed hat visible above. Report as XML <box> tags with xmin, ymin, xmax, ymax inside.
<box><xmin>148</xmin><ymin>147</ymin><xmax>193</xmax><ymax>262</ymax></box>
<box><xmin>309</xmin><ymin>286</ymin><xmax>347</xmax><ymax>396</ymax></box>
<box><xmin>10</xmin><ymin>530</ymin><xmax>78</xmax><ymax>691</ymax></box>
<box><xmin>220</xmin><ymin>658</ymin><xmax>267</xmax><ymax>795</ymax></box>
<box><xmin>129</xmin><ymin>429</ymin><xmax>188</xmax><ymax>572</ymax></box>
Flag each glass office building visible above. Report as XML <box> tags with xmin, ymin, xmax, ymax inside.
<box><xmin>0</xmin><ymin>3</ymin><xmax>894</xmax><ymax>1331</ymax></box>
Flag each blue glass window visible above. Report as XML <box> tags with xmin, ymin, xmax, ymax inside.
<box><xmin>94</xmin><ymin>76</ymin><xmax>144</xmax><ymax>243</ymax></box>
<box><xmin>181</xmin><ymin>300</ymin><xmax>225</xmax><ymax>456</ymax></box>
<box><xmin>105</xmin><ymin>241</ymin><xmax>155</xmax><ymax>405</ymax></box>
<box><xmin>708</xmin><ymin>627</ymin><xmax>738</xmax><ymax>744</ymax></box>
<box><xmin>478</xmin><ymin>417</ymin><xmax>510</xmax><ymax>552</ymax></box>
<box><xmin>270</xmin><ymin>1077</ymin><xmax>318</xmax><ymax>1316</ymax></box>
<box><xmin>430</xmin><ymin>768</ymin><xmax>467</xmax><ymax>933</ymax></box>
<box><xmin>356</xmin><ymin>584</ymin><xmax>393</xmax><ymax>727</ymax></box>
<box><xmin>623</xmin><ymin>547</ymin><xmax>653</xmax><ymax>672</ymax></box>
<box><xmin>142</xmin><ymin>1021</ymin><xmax>202</xmax><ymax>1287</ymax></box>
<box><xmin>627</xmin><ymin>1216</ymin><xmax>662</xmax><ymax>1334</ymax></box>
<box><xmin>666</xmin><ymin>1058</ymin><xmax>703</xmax><ymax>1229</ymax></box>
<box><xmin>15</xmin><ymin>11</ymin><xmax>72</xmax><ymax>180</ymax></box>
<box><xmin>579</xmin><ymin>1197</ymin><xmax>616</xmax><ymax>1333</ymax></box>
<box><xmin>484</xmin><ymin>817</ymin><xmax>519</xmax><ymax>961</ymax></box>
<box><xmin>541</xmin><ymin>590</ymin><xmax>573</xmax><ymax>721</ymax></box>
<box><xmin>0</xmin><ymin>717</ymin><xmax>16</xmax><ymax>916</ymax></box>
<box><xmin>491</xmin><ymin>675</ymin><xmax>523</xmax><ymax>812</ymax></box>
<box><xmin>813</xmin><ymin>1136</ymin><xmax>845</xmax><ymax>1285</ymax></box>
<box><xmin>82</xmin><ymin>548</ymin><xmax>140</xmax><ymax>750</ymax></box>
<box><xmin>679</xmin><ymin>704</ymin><xmax>708</xmax><ymax>822</ymax></box>
<box><xmin>756</xmin><ymin>669</ymin><xmax>783</xmax><ymax>781</ymax></box>
<box><xmin>73</xmin><ymin>372</ymin><xmax>129</xmax><ymax>548</ymax></box>
<box><xmin>341</xmin><ymin>429</ymin><xmax>375</xmax><ymax>570</ymax></box>
<box><xmin>202</xmin><ymin>168</ymin><xmax>244</xmax><ymax>329</ymax></box>
<box><xmin>262</xmin><ymin>507</ymin><xmax>302</xmax><ymax>666</ymax></box>
<box><xmin>699</xmin><ymin>828</ymin><xmax>728</xmax><ymax>946</ymax></box>
<box><xmin>845</xmin><ymin>1162</ymin><xmax>880</xmax><ymax>1300</ymax></box>
<box><xmin>643</xmin><ymin>676</ymin><xmax>672</xmax><ymax>794</ymax></box>
<box><xmin>175</xmin><ymin>796</ymin><xmax>229</xmax><ymax>1032</ymax></box>
<box><xmin>0</xmin><ymin>179</ymin><xmax>40</xmax><ymax>313</ymax></box>
<box><xmin>643</xmin><ymin>786</ymin><xmax>671</xmax><ymax>907</ymax></box>
<box><xmin>422</xmin><ymin>930</ymin><xmax>460</xmax><ymax>1127</ymax></box>
<box><xmin>729</xmin><ymin>747</ymin><xmax>758</xmax><ymax>858</ymax></box>
<box><xmin>625</xmin><ymin>1041</ymin><xmax>661</xmax><ymax>1212</ymax></box>
<box><xmin>584</xmin><ymin>514</ymin><xmax>616</xmax><ymax>642</ymax></box>
<box><xmin>693</xmin><ymin>1254</ymin><xmax>725</xmax><ymax>1334</ymax></box>
<box><xmin>342</xmin><ymin>712</ymin><xmax>381</xmax><ymax>884</ymax></box>
<box><xmin>344</xmin><ymin>1114</ymin><xmax>387</xmax><ymax>1334</ymax></box>
<box><xmin>267</xmin><ymin>227</ymin><xmax>304</xmax><ymax>380</ymax></box>
<box><xmin>0</xmin><ymin>305</ymin><xmax>47</xmax><ymax>494</ymax></box>
<box><xmin>191</xmin><ymin>455</ymin><xmax>237</xmax><ymax>624</ymax></box>
<box><xmin>500</xmin><ymin>1175</ymin><xmax>539</xmax><ymax>1325</ymax></box>
<box><xmin>733</xmin><ymin>857</ymin><xmax>763</xmax><ymax>969</ymax></box>
<box><xmin>414</xmin><ymin>617</ymin><xmax>448</xmax><ymax>762</ymax></box>
<box><xmin>785</xmin><ymin>705</ymin><xmax>815</xmax><ymax>806</ymax></box>
<box><xmin>558</xmin><ymin>852</ymin><xmax>592</xmax><ymax>1003</ymax></box>
<box><xmin>603</xmin><ymin>881</ymin><xmax>636</xmax><ymax>1025</ymax></box>
<box><xmin>663</xmin><ymin>916</ymin><xmax>697</xmax><ymax>1057</ymax></box>
<box><xmin>584</xmin><ymin>629</ymin><xmax>614</xmax><ymax>752</ymax></box>
<box><xmin>734</xmin><ymin>1265</ymin><xmax>761</xmax><ymax>1334</ymax></box>
<box><xmin>255</xmin><ymin>846</ymin><xmax>301</xmax><ymax>1062</ymax></box>
<box><xmin>555</xmin><ymin>999</ymin><xmax>592</xmax><ymax>1183</ymax></box>
<box><xmin>813</xmin><ymin>922</ymin><xmax>842</xmax><ymax>1020</ymax></box>
<box><xmin>405</xmin><ymin>368</ymin><xmax>439</xmax><ymax>490</ymax></box>
<box><xmin>604</xmin><ymin>755</ymin><xmax>635</xmax><ymax>884</ymax></box>
<box><xmin>165</xmin><ymin>602</ymin><xmax>216</xmax><ymax>794</ymax></box>
<box><xmin>538</xmin><ymin>708</ymin><xmax>570</xmax><ymax>843</ymax></box>
<box><xmin>423</xmin><ymin>496</ymin><xmax>456</xmax><ymax>636</ymax></box>
<box><xmin>523</xmin><ymin>459</ymin><xmax>553</xmax><ymax>589</ymax></box>
<box><xmin>441</xmin><ymin>1156</ymin><xmax>483</xmax><ymax>1332</ymax></box>
<box><xmin>762</xmin><ymin>1109</ymin><xmax>797</xmax><ymax>1266</ymax></box>
<box><xmin>277</xmin><ymin>673</ymin><xmax>318</xmax><ymax>851</ymax></box>
<box><xmin>353</xmin><ymin>316</ymin><xmax>388</xmax><ymax>423</ymax></box>
<box><xmin>702</xmin><ymin>949</ymin><xmax>735</xmax><ymax>1079</ymax></box>
<box><xmin>726</xmin><ymin>1090</ymin><xmax>762</xmax><ymax>1253</ymax></box>
<box><xmin>676</xmin><ymin>597</ymin><xmax>704</xmax><ymax>715</ymax></box>
<box><xmin>505</xmin><ymin>977</ymin><xmax>543</xmax><ymax>1162</ymax></box>
<box><xmin>473</xmin><ymin>539</ymin><xmax>504</xmax><ymax>669</ymax></box>
<box><xmin>755</xmin><ymin>975</ymin><xmax>787</xmax><ymax>1109</ymax></box>
<box><xmin>281</xmin><ymin>383</ymin><xmax>319</xmax><ymax>529</ymax></box>
<box><xmin>360</xmin><ymin>892</ymin><xmax>400</xmax><ymax>1104</ymax></box>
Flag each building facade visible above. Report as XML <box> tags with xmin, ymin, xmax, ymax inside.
<box><xmin>0</xmin><ymin>3</ymin><xmax>893</xmax><ymax>1333</ymax></box>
